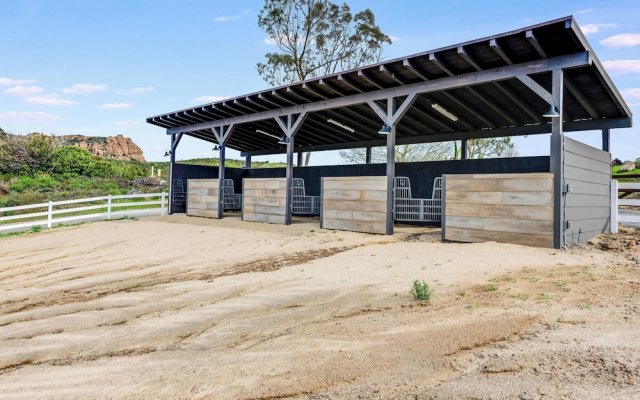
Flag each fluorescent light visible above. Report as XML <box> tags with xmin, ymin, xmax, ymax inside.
<box><xmin>256</xmin><ymin>129</ymin><xmax>281</xmax><ymax>140</ymax></box>
<box><xmin>432</xmin><ymin>103</ymin><xmax>458</xmax><ymax>121</ymax></box>
<box><xmin>327</xmin><ymin>118</ymin><xmax>355</xmax><ymax>133</ymax></box>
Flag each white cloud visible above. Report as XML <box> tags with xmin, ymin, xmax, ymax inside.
<box><xmin>0</xmin><ymin>111</ymin><xmax>61</xmax><ymax>123</ymax></box>
<box><xmin>194</xmin><ymin>95</ymin><xmax>228</xmax><ymax>103</ymax></box>
<box><xmin>602</xmin><ymin>60</ymin><xmax>640</xmax><ymax>74</ymax></box>
<box><xmin>4</xmin><ymin>85</ymin><xmax>45</xmax><ymax>97</ymax></box>
<box><xmin>600</xmin><ymin>33</ymin><xmax>640</xmax><ymax>49</ymax></box>
<box><xmin>62</xmin><ymin>83</ymin><xmax>108</xmax><ymax>94</ymax></box>
<box><xmin>621</xmin><ymin>88</ymin><xmax>640</xmax><ymax>99</ymax></box>
<box><xmin>581</xmin><ymin>23</ymin><xmax>617</xmax><ymax>35</ymax></box>
<box><xmin>114</xmin><ymin>86</ymin><xmax>155</xmax><ymax>95</ymax></box>
<box><xmin>214</xmin><ymin>8</ymin><xmax>250</xmax><ymax>22</ymax></box>
<box><xmin>99</xmin><ymin>102</ymin><xmax>133</xmax><ymax>109</ymax></box>
<box><xmin>25</xmin><ymin>94</ymin><xmax>78</xmax><ymax>106</ymax></box>
<box><xmin>0</xmin><ymin>77</ymin><xmax>35</xmax><ymax>86</ymax></box>
<box><xmin>575</xmin><ymin>8</ymin><xmax>594</xmax><ymax>14</ymax></box>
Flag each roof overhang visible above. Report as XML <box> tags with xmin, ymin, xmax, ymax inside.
<box><xmin>147</xmin><ymin>16</ymin><xmax>632</xmax><ymax>156</ymax></box>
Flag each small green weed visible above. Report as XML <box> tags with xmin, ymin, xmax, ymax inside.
<box><xmin>465</xmin><ymin>303</ymin><xmax>478</xmax><ymax>311</ymax></box>
<box><xmin>30</xmin><ymin>225</ymin><xmax>43</xmax><ymax>233</ymax></box>
<box><xmin>410</xmin><ymin>280</ymin><xmax>432</xmax><ymax>302</ymax></box>
<box><xmin>483</xmin><ymin>283</ymin><xmax>498</xmax><ymax>292</ymax></box>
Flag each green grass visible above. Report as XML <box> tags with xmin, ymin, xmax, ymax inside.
<box><xmin>483</xmin><ymin>283</ymin><xmax>498</xmax><ymax>292</ymax></box>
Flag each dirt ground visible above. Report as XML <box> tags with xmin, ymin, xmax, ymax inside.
<box><xmin>0</xmin><ymin>215</ymin><xmax>639</xmax><ymax>399</ymax></box>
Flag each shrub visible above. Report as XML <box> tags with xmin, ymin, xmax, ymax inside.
<box><xmin>410</xmin><ymin>280</ymin><xmax>432</xmax><ymax>302</ymax></box>
<box><xmin>30</xmin><ymin>225</ymin><xmax>42</xmax><ymax>233</ymax></box>
<box><xmin>612</xmin><ymin>158</ymin><xmax>622</xmax><ymax>166</ymax></box>
<box><xmin>0</xmin><ymin>134</ymin><xmax>57</xmax><ymax>175</ymax></box>
<box><xmin>51</xmin><ymin>146</ymin><xmax>115</xmax><ymax>178</ymax></box>
<box><xmin>114</xmin><ymin>162</ymin><xmax>148</xmax><ymax>180</ymax></box>
<box><xmin>10</xmin><ymin>174</ymin><xmax>56</xmax><ymax>192</ymax></box>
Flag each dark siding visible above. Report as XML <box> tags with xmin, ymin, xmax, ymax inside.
<box><xmin>171</xmin><ymin>156</ymin><xmax>550</xmax><ymax>215</ymax></box>
<box><xmin>563</xmin><ymin>137</ymin><xmax>611</xmax><ymax>244</ymax></box>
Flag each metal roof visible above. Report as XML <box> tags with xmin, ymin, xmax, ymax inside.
<box><xmin>147</xmin><ymin>16</ymin><xmax>632</xmax><ymax>156</ymax></box>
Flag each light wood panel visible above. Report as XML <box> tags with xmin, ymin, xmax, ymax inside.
<box><xmin>187</xmin><ymin>179</ymin><xmax>219</xmax><ymax>218</ymax></box>
<box><xmin>242</xmin><ymin>178</ymin><xmax>287</xmax><ymax>224</ymax></box>
<box><xmin>444</xmin><ymin>173</ymin><xmax>554</xmax><ymax>248</ymax></box>
<box><xmin>321</xmin><ymin>176</ymin><xmax>387</xmax><ymax>234</ymax></box>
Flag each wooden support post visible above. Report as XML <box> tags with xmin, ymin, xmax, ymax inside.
<box><xmin>217</xmin><ymin>143</ymin><xmax>225</xmax><ymax>219</ymax></box>
<box><xmin>168</xmin><ymin>133</ymin><xmax>176</xmax><ymax>215</ymax></box>
<box><xmin>274</xmin><ymin>112</ymin><xmax>307</xmax><ymax>226</ymax></box>
<box><xmin>386</xmin><ymin>119</ymin><xmax>396</xmax><ymax>235</ymax></box>
<box><xmin>602</xmin><ymin>129</ymin><xmax>610</xmax><ymax>152</ymax></box>
<box><xmin>245</xmin><ymin>155</ymin><xmax>252</xmax><ymax>169</ymax></box>
<box><xmin>297</xmin><ymin>151</ymin><xmax>303</xmax><ymax>167</ymax></box>
<box><xmin>211</xmin><ymin>125</ymin><xmax>235</xmax><ymax>219</ymax></box>
<box><xmin>550</xmin><ymin>69</ymin><xmax>564</xmax><ymax>249</ymax></box>
<box><xmin>285</xmin><ymin>136</ymin><xmax>295</xmax><ymax>225</ymax></box>
<box><xmin>365</xmin><ymin>147</ymin><xmax>372</xmax><ymax>164</ymax></box>
<box><xmin>461</xmin><ymin>139</ymin><xmax>468</xmax><ymax>160</ymax></box>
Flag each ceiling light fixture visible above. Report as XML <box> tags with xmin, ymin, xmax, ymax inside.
<box><xmin>432</xmin><ymin>103</ymin><xmax>459</xmax><ymax>121</ymax></box>
<box><xmin>256</xmin><ymin>129</ymin><xmax>282</xmax><ymax>140</ymax></box>
<box><xmin>377</xmin><ymin>123</ymin><xmax>392</xmax><ymax>135</ymax></box>
<box><xmin>327</xmin><ymin>118</ymin><xmax>355</xmax><ymax>133</ymax></box>
<box><xmin>543</xmin><ymin>105</ymin><xmax>560</xmax><ymax>118</ymax></box>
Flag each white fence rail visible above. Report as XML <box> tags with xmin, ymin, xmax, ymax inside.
<box><xmin>0</xmin><ymin>192</ymin><xmax>167</xmax><ymax>233</ymax></box>
<box><xmin>615</xmin><ymin>181</ymin><xmax>640</xmax><ymax>229</ymax></box>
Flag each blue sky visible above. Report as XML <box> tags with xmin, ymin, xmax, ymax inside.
<box><xmin>1</xmin><ymin>0</ymin><xmax>639</xmax><ymax>164</ymax></box>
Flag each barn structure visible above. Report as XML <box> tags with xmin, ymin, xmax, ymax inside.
<box><xmin>146</xmin><ymin>16</ymin><xmax>632</xmax><ymax>249</ymax></box>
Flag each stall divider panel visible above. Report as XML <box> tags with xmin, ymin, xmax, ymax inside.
<box><xmin>186</xmin><ymin>179</ymin><xmax>220</xmax><ymax>218</ymax></box>
<box><xmin>321</xmin><ymin>176</ymin><xmax>387</xmax><ymax>234</ymax></box>
<box><xmin>242</xmin><ymin>178</ymin><xmax>287</xmax><ymax>224</ymax></box>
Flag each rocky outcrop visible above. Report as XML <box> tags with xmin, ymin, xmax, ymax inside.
<box><xmin>55</xmin><ymin>134</ymin><xmax>145</xmax><ymax>162</ymax></box>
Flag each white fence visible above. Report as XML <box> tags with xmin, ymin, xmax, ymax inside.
<box><xmin>614</xmin><ymin>181</ymin><xmax>640</xmax><ymax>230</ymax></box>
<box><xmin>0</xmin><ymin>192</ymin><xmax>167</xmax><ymax>233</ymax></box>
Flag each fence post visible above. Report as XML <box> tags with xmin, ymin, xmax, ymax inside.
<box><xmin>107</xmin><ymin>195</ymin><xmax>112</xmax><ymax>220</ymax></box>
<box><xmin>161</xmin><ymin>192</ymin><xmax>166</xmax><ymax>216</ymax></box>
<box><xmin>47</xmin><ymin>201</ymin><xmax>53</xmax><ymax>228</ymax></box>
<box><xmin>611</xmin><ymin>179</ymin><xmax>618</xmax><ymax>233</ymax></box>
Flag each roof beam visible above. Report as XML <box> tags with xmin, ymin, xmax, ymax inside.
<box><xmin>439</xmin><ymin>91</ymin><xmax>496</xmax><ymax>128</ymax></box>
<box><xmin>564</xmin><ymin>76</ymin><xmax>600</xmax><ymax>119</ymax></box>
<box><xmin>402</xmin><ymin>59</ymin><xmax>430</xmax><ymax>80</ymax></box>
<box><xmin>379</xmin><ymin>65</ymin><xmax>404</xmax><ymax>85</ymax></box>
<box><xmin>166</xmin><ymin>52</ymin><xmax>590</xmax><ymax>134</ymax></box>
<box><xmin>337</xmin><ymin>74</ymin><xmax>365</xmax><ymax>93</ymax></box>
<box><xmin>357</xmin><ymin>70</ymin><xmax>385</xmax><ymax>90</ymax></box>
<box><xmin>492</xmin><ymin>82</ymin><xmax>544</xmax><ymax>123</ymax></box>
<box><xmin>489</xmin><ymin>39</ymin><xmax>513</xmax><ymax>65</ymax></box>
<box><xmin>517</xmin><ymin>75</ymin><xmax>553</xmax><ymax>104</ymax></box>
<box><xmin>457</xmin><ymin>46</ymin><xmax>482</xmax><ymax>70</ymax></box>
<box><xmin>241</xmin><ymin>117</ymin><xmax>631</xmax><ymax>156</ymax></box>
<box><xmin>526</xmin><ymin>30</ymin><xmax>548</xmax><ymax>58</ymax></box>
<box><xmin>428</xmin><ymin>53</ymin><xmax>454</xmax><ymax>76</ymax></box>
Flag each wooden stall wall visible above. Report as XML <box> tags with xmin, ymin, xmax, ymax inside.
<box><xmin>321</xmin><ymin>176</ymin><xmax>387</xmax><ymax>234</ymax></box>
<box><xmin>186</xmin><ymin>179</ymin><xmax>220</xmax><ymax>218</ymax></box>
<box><xmin>563</xmin><ymin>137</ymin><xmax>611</xmax><ymax>244</ymax></box>
<box><xmin>444</xmin><ymin>173</ymin><xmax>554</xmax><ymax>248</ymax></box>
<box><xmin>242</xmin><ymin>178</ymin><xmax>287</xmax><ymax>224</ymax></box>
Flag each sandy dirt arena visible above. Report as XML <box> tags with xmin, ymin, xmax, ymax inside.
<box><xmin>0</xmin><ymin>215</ymin><xmax>639</xmax><ymax>399</ymax></box>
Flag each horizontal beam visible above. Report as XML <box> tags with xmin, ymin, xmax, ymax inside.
<box><xmin>240</xmin><ymin>117</ymin><xmax>630</xmax><ymax>156</ymax></box>
<box><xmin>167</xmin><ymin>52</ymin><xmax>591</xmax><ymax>135</ymax></box>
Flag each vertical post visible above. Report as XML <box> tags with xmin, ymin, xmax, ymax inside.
<box><xmin>461</xmin><ymin>139</ymin><xmax>468</xmax><ymax>160</ymax></box>
<box><xmin>217</xmin><ymin>143</ymin><xmax>226</xmax><ymax>219</ymax></box>
<box><xmin>47</xmin><ymin>200</ymin><xmax>53</xmax><ymax>228</ymax></box>
<box><xmin>160</xmin><ymin>192</ymin><xmax>166</xmax><ymax>216</ymax></box>
<box><xmin>386</xmin><ymin>98</ymin><xmax>396</xmax><ymax>235</ymax></box>
<box><xmin>365</xmin><ymin>147</ymin><xmax>372</xmax><ymax>164</ymax></box>
<box><xmin>602</xmin><ymin>129</ymin><xmax>610</xmax><ymax>152</ymax></box>
<box><xmin>550</xmin><ymin>69</ymin><xmax>564</xmax><ymax>249</ymax></box>
<box><xmin>297</xmin><ymin>152</ymin><xmax>303</xmax><ymax>167</ymax></box>
<box><xmin>245</xmin><ymin>155</ymin><xmax>252</xmax><ymax>169</ymax></box>
<box><xmin>168</xmin><ymin>133</ymin><xmax>176</xmax><ymax>215</ymax></box>
<box><xmin>611</xmin><ymin>179</ymin><xmax>618</xmax><ymax>233</ymax></box>
<box><xmin>107</xmin><ymin>195</ymin><xmax>112</xmax><ymax>219</ymax></box>
<box><xmin>285</xmin><ymin>135</ymin><xmax>294</xmax><ymax>225</ymax></box>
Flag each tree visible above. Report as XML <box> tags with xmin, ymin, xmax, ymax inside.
<box><xmin>339</xmin><ymin>138</ymin><xmax>517</xmax><ymax>164</ymax></box>
<box><xmin>257</xmin><ymin>0</ymin><xmax>391</xmax><ymax>164</ymax></box>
